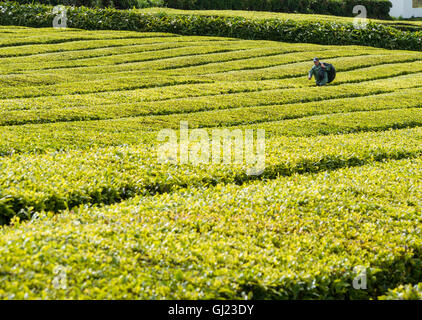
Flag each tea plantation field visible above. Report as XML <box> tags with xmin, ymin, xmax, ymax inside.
<box><xmin>0</xmin><ymin>26</ymin><xmax>421</xmax><ymax>299</ymax></box>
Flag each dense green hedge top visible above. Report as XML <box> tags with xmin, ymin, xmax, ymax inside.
<box><xmin>164</xmin><ymin>0</ymin><xmax>393</xmax><ymax>19</ymax></box>
<box><xmin>379</xmin><ymin>283</ymin><xmax>422</xmax><ymax>300</ymax></box>
<box><xmin>12</xmin><ymin>0</ymin><xmax>393</xmax><ymax>19</ymax></box>
<box><xmin>12</xmin><ymin>0</ymin><xmax>164</xmax><ymax>9</ymax></box>
<box><xmin>0</xmin><ymin>2</ymin><xmax>420</xmax><ymax>51</ymax></box>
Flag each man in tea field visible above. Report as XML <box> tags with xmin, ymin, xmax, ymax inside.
<box><xmin>308</xmin><ymin>58</ymin><xmax>336</xmax><ymax>86</ymax></box>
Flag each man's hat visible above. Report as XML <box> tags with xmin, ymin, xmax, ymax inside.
<box><xmin>313</xmin><ymin>57</ymin><xmax>319</xmax><ymax>62</ymax></box>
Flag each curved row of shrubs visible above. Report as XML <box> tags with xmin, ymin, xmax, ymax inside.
<box><xmin>0</xmin><ymin>2</ymin><xmax>421</xmax><ymax>51</ymax></box>
<box><xmin>164</xmin><ymin>0</ymin><xmax>393</xmax><ymax>19</ymax></box>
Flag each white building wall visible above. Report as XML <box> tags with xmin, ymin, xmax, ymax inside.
<box><xmin>390</xmin><ymin>0</ymin><xmax>422</xmax><ymax>18</ymax></box>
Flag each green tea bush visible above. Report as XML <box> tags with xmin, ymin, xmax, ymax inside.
<box><xmin>1</xmin><ymin>126</ymin><xmax>422</xmax><ymax>222</ymax></box>
<box><xmin>0</xmin><ymin>157</ymin><xmax>421</xmax><ymax>299</ymax></box>
<box><xmin>0</xmin><ymin>26</ymin><xmax>421</xmax><ymax>300</ymax></box>
<box><xmin>379</xmin><ymin>283</ymin><xmax>422</xmax><ymax>300</ymax></box>
<box><xmin>0</xmin><ymin>2</ymin><xmax>421</xmax><ymax>51</ymax></box>
<box><xmin>2</xmin><ymin>72</ymin><xmax>421</xmax><ymax>126</ymax></box>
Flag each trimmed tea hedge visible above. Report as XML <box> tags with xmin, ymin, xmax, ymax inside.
<box><xmin>1</xmin><ymin>156</ymin><xmax>421</xmax><ymax>299</ymax></box>
<box><xmin>3</xmin><ymin>72</ymin><xmax>422</xmax><ymax>126</ymax></box>
<box><xmin>0</xmin><ymin>26</ymin><xmax>421</xmax><ymax>300</ymax></box>
<box><xmin>379</xmin><ymin>283</ymin><xmax>422</xmax><ymax>300</ymax></box>
<box><xmin>2</xmin><ymin>126</ymin><xmax>422</xmax><ymax>223</ymax></box>
<box><xmin>0</xmin><ymin>2</ymin><xmax>421</xmax><ymax>51</ymax></box>
<box><xmin>163</xmin><ymin>0</ymin><xmax>393</xmax><ymax>19</ymax></box>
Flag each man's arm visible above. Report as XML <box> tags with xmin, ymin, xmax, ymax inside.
<box><xmin>308</xmin><ymin>67</ymin><xmax>314</xmax><ymax>80</ymax></box>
